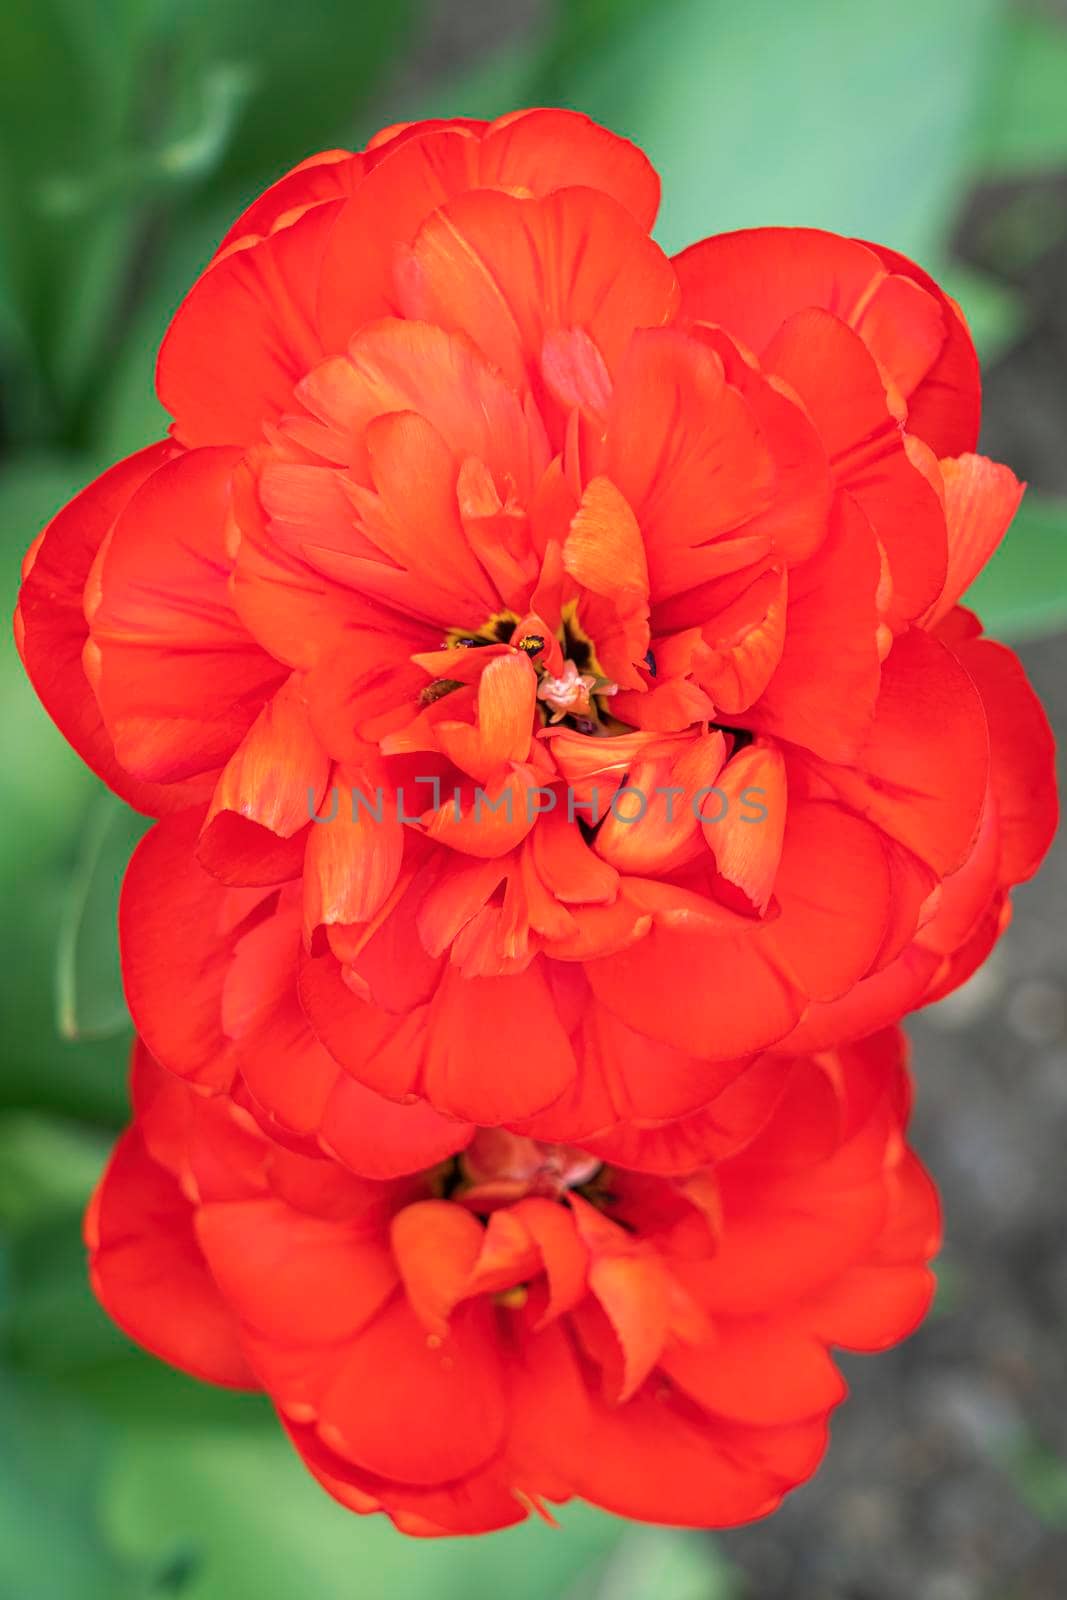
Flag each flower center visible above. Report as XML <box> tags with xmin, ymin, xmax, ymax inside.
<box><xmin>434</xmin><ymin>1130</ymin><xmax>604</xmax><ymax>1214</ymax></box>
<box><xmin>430</xmin><ymin>602</ymin><xmax>622</xmax><ymax>734</ymax></box>
<box><xmin>537</xmin><ymin>657</ymin><xmax>618</xmax><ymax>724</ymax></box>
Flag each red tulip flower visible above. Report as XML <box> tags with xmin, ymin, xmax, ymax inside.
<box><xmin>16</xmin><ymin>109</ymin><xmax>1057</xmax><ymax>1131</ymax></box>
<box><xmin>88</xmin><ymin>1027</ymin><xmax>939</xmax><ymax>1535</ymax></box>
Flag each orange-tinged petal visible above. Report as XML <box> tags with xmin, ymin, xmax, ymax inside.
<box><xmin>604</xmin><ymin>328</ymin><xmax>774</xmax><ymax>601</ymax></box>
<box><xmin>479</xmin><ymin>107</ymin><xmax>660</xmax><ymax>230</ymax></box>
<box><xmin>435</xmin><ymin>653</ymin><xmax>537</xmax><ymax>782</ymax></box>
<box><xmin>391</xmin><ymin>1200</ymin><xmax>485</xmax><ymax>1334</ymax></box>
<box><xmin>396</xmin><ymin>187</ymin><xmax>679</xmax><ymax>399</ymax></box>
<box><xmin>530</xmin><ymin>807</ymin><xmax>619</xmax><ymax>905</ymax></box>
<box><xmin>424</xmin><ymin>767</ymin><xmax>540</xmax><ymax>859</ymax></box>
<box><xmin>303</xmin><ymin>773</ymin><xmax>405</xmax><ymax>937</ymax></box>
<box><xmin>921</xmin><ymin>454</ymin><xmax>1024</xmax><ymax>629</ymax></box>
<box><xmin>571</xmin><ymin>1197</ymin><xmax>672</xmax><ymax>1403</ymax></box>
<box><xmin>705</xmin><ymin>740</ymin><xmax>787</xmax><ymax>914</ymax></box>
<box><xmin>509</xmin><ymin>1197</ymin><xmax>588</xmax><ymax>1325</ymax></box>
<box><xmin>563</xmin><ymin>475</ymin><xmax>648</xmax><ymax>609</ymax></box>
<box><xmin>203</xmin><ymin>673</ymin><xmax>329</xmax><ymax>844</ymax></box>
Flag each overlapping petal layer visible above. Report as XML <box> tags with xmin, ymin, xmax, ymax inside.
<box><xmin>16</xmin><ymin>104</ymin><xmax>1058</xmax><ymax>1543</ymax></box>
<box><xmin>88</xmin><ymin>1027</ymin><xmax>939</xmax><ymax>1535</ymax></box>
<box><xmin>16</xmin><ymin>110</ymin><xmax>1057</xmax><ymax>1133</ymax></box>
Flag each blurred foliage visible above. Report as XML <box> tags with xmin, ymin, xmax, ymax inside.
<box><xmin>976</xmin><ymin>3</ymin><xmax>1067</xmax><ymax>176</ymax></box>
<box><xmin>56</xmin><ymin>794</ymin><xmax>149</xmax><ymax>1043</ymax></box>
<box><xmin>2</xmin><ymin>0</ymin><xmax>1067</xmax><ymax>1593</ymax></box>
<box><xmin>966</xmin><ymin>493</ymin><xmax>1067</xmax><ymax>640</ymax></box>
<box><xmin>1008</xmin><ymin>1434</ymin><xmax>1067</xmax><ymax>1526</ymax></box>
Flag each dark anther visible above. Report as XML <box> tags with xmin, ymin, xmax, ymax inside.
<box><xmin>419</xmin><ymin>678</ymin><xmax>463</xmax><ymax>706</ymax></box>
<box><xmin>715</xmin><ymin>724</ymin><xmax>753</xmax><ymax>753</ymax></box>
<box><xmin>644</xmin><ymin>647</ymin><xmax>657</xmax><ymax>677</ymax></box>
<box><xmin>517</xmin><ymin>634</ymin><xmax>545</xmax><ymax>657</ymax></box>
<box><xmin>453</xmin><ymin>635</ymin><xmax>488</xmax><ymax>648</ymax></box>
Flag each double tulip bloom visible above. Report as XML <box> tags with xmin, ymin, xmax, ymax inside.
<box><xmin>16</xmin><ymin>109</ymin><xmax>1057</xmax><ymax>1534</ymax></box>
<box><xmin>91</xmin><ymin>1028</ymin><xmax>937</xmax><ymax>1535</ymax></box>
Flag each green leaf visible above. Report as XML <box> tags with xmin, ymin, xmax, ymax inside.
<box><xmin>976</xmin><ymin>5</ymin><xmax>1067</xmax><ymax>177</ymax></box>
<box><xmin>0</xmin><ymin>461</ymin><xmax>134</xmax><ymax>1123</ymax></box>
<box><xmin>549</xmin><ymin>0</ymin><xmax>1006</xmax><ymax>261</ymax></box>
<box><xmin>56</xmin><ymin>793</ymin><xmax>149</xmax><ymax>1041</ymax></box>
<box><xmin>0</xmin><ymin>0</ymin><xmax>153</xmax><ymax>429</ymax></box>
<box><xmin>576</xmin><ymin>1524</ymin><xmax>736</xmax><ymax>1599</ymax></box>
<box><xmin>55</xmin><ymin>1354</ymin><xmax>273</xmax><ymax>1429</ymax></box>
<box><xmin>1</xmin><ymin>0</ymin><xmax>423</xmax><ymax>442</ymax></box>
<box><xmin>168</xmin><ymin>0</ymin><xmax>417</xmax><ymax>187</ymax></box>
<box><xmin>0</xmin><ymin>457</ymin><xmax>101</xmax><ymax>869</ymax></box>
<box><xmin>1007</xmin><ymin>1433</ymin><xmax>1067</xmax><ymax>1526</ymax></box>
<box><xmin>0</xmin><ymin>1114</ymin><xmax>111</xmax><ymax>1231</ymax></box>
<box><xmin>937</xmin><ymin>263</ymin><xmax>1028</xmax><ymax>366</ymax></box>
<box><xmin>2</xmin><ymin>1212</ymin><xmax>131</xmax><ymax>1375</ymax></box>
<box><xmin>105</xmin><ymin>1425</ymin><xmax>636</xmax><ymax>1600</ymax></box>
<box><xmin>964</xmin><ymin>493</ymin><xmax>1067</xmax><ymax>640</ymax></box>
<box><xmin>0</xmin><ymin>1367</ymin><xmax>153</xmax><ymax>1600</ymax></box>
<box><xmin>92</xmin><ymin>191</ymin><xmax>236</xmax><ymax>458</ymax></box>
<box><xmin>0</xmin><ymin>869</ymin><xmax>133</xmax><ymax>1123</ymax></box>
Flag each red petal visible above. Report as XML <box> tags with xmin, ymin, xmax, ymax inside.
<box><xmin>604</xmin><ymin>328</ymin><xmax>774</xmax><ymax>602</ymax></box>
<box><xmin>565</xmin><ymin>1384</ymin><xmax>784</xmax><ymax>1527</ymax></box>
<box><xmin>422</xmin><ymin>961</ymin><xmax>577</xmax><ymax>1123</ymax></box>
<box><xmin>89</xmin><ymin>1129</ymin><xmax>254</xmax><ymax>1386</ymax></box>
<box><xmin>215</xmin><ymin>149</ymin><xmax>365</xmax><ymax>257</ymax></box>
<box><xmin>120</xmin><ymin>811</ymin><xmax>264</xmax><ymax>1090</ymax></box>
<box><xmin>953</xmin><ymin>637</ymin><xmax>1058</xmax><ymax>886</ymax></box>
<box><xmin>674</xmin><ymin>227</ymin><xmax>889</xmax><ymax>356</ymax></box>
<box><xmin>815</xmin><ymin>628</ymin><xmax>989</xmax><ymax>877</ymax></box>
<box><xmin>391</xmin><ymin>1200</ymin><xmax>485</xmax><ymax>1334</ymax></box>
<box><xmin>318</xmin><ymin>1296</ymin><xmax>507</xmax><ymax>1486</ymax></box>
<box><xmin>762</xmin><ymin>307</ymin><xmax>946</xmax><ymax>627</ymax></box>
<box><xmin>860</xmin><ymin>239</ymin><xmax>981</xmax><ymax>456</ymax></box>
<box><xmin>396</xmin><ymin>187</ymin><xmax>679</xmax><ymax>399</ymax></box>
<box><xmin>704</xmin><ymin>741</ymin><xmax>787</xmax><ymax>915</ymax></box>
<box><xmin>158</xmin><ymin>201</ymin><xmax>342</xmax><ymax>446</ymax></box>
<box><xmin>747</xmin><ymin>492</ymin><xmax>881</xmax><ymax>762</ymax></box>
<box><xmin>15</xmin><ymin>443</ymin><xmax>211</xmax><ymax>813</ymax></box>
<box><xmin>201</xmin><ymin>673</ymin><xmax>329</xmax><ymax>864</ymax></box>
<box><xmin>479</xmin><ymin>108</ymin><xmax>659</xmax><ymax>229</ymax></box>
<box><xmin>303</xmin><ymin>772</ymin><xmax>405</xmax><ymax>936</ymax></box>
<box><xmin>89</xmin><ymin>447</ymin><xmax>284</xmax><ymax>781</ymax></box>
<box><xmin>664</xmin><ymin>1320</ymin><xmax>846</xmax><ymax>1426</ymax></box>
<box><xmin>196</xmin><ymin>1195</ymin><xmax>397</xmax><ymax>1343</ymax></box>
<box><xmin>321</xmin><ymin>1072</ymin><xmax>472</xmax><ymax>1181</ymax></box>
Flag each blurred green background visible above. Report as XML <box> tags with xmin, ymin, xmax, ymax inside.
<box><xmin>2</xmin><ymin>1</ymin><xmax>1067</xmax><ymax>1596</ymax></box>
